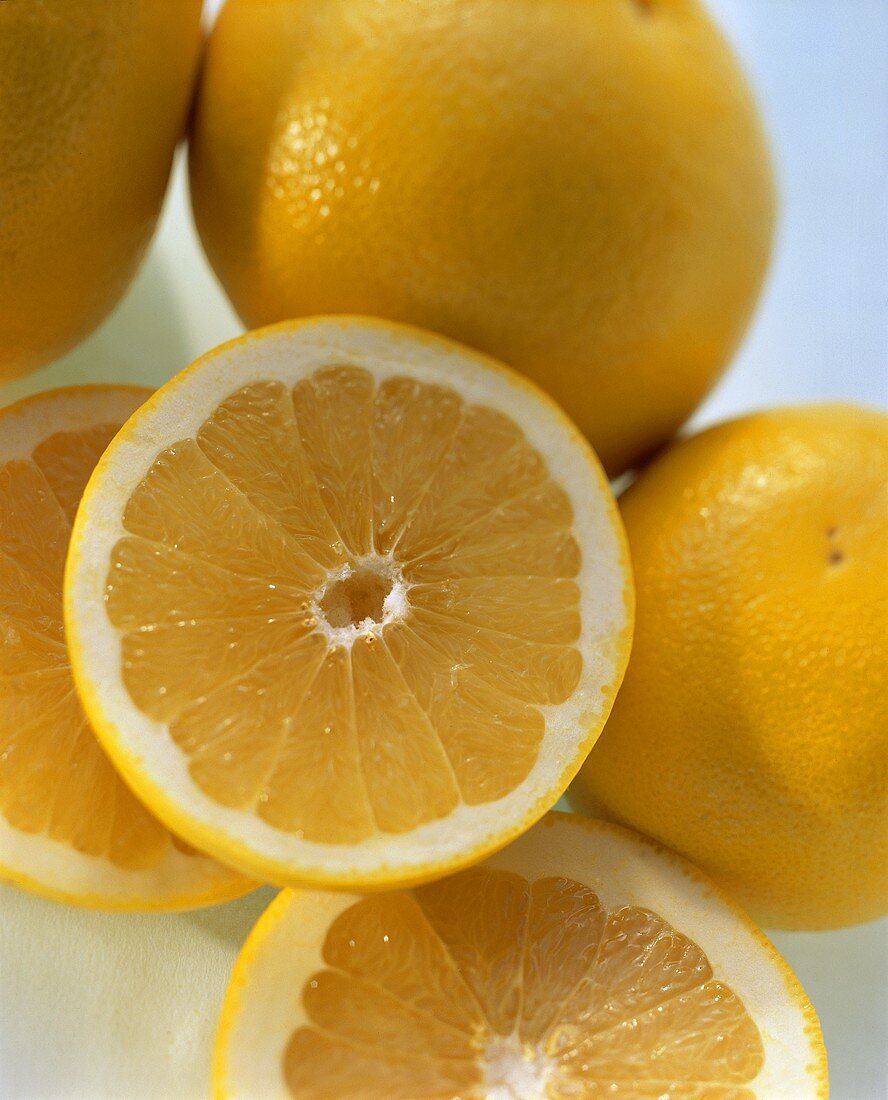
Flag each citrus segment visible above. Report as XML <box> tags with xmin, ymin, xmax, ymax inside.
<box><xmin>370</xmin><ymin>377</ymin><xmax>464</xmax><ymax>553</ymax></box>
<box><xmin>66</xmin><ymin>318</ymin><xmax>633</xmax><ymax>888</ymax></box>
<box><xmin>0</xmin><ymin>386</ymin><xmax>251</xmax><ymax>909</ymax></box>
<box><xmin>214</xmin><ymin>814</ymin><xmax>826</xmax><ymax>1099</ymax></box>
<box><xmin>291</xmin><ymin>367</ymin><xmax>377</xmax><ymax>556</ymax></box>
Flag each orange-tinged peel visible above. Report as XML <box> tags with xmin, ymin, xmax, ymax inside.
<box><xmin>0</xmin><ymin>1</ymin><xmax>203</xmax><ymax>379</ymax></box>
<box><xmin>65</xmin><ymin>318</ymin><xmax>633</xmax><ymax>889</ymax></box>
<box><xmin>214</xmin><ymin>813</ymin><xmax>827</xmax><ymax>1099</ymax></box>
<box><xmin>574</xmin><ymin>403</ymin><xmax>888</xmax><ymax>929</ymax></box>
<box><xmin>0</xmin><ymin>386</ymin><xmax>252</xmax><ymax>909</ymax></box>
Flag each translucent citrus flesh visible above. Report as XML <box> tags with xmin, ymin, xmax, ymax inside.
<box><xmin>105</xmin><ymin>368</ymin><xmax>584</xmax><ymax>843</ymax></box>
<box><xmin>0</xmin><ymin>423</ymin><xmax>175</xmax><ymax>869</ymax></box>
<box><xmin>283</xmin><ymin>866</ymin><xmax>764</xmax><ymax>1098</ymax></box>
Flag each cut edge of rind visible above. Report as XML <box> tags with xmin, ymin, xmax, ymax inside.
<box><xmin>0</xmin><ymin>383</ymin><xmax>153</xmax><ymax>462</ymax></box>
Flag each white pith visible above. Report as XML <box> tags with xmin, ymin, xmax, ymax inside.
<box><xmin>215</xmin><ymin>815</ymin><xmax>826</xmax><ymax>1100</ymax></box>
<box><xmin>0</xmin><ymin>813</ymin><xmax>242</xmax><ymax>908</ymax></box>
<box><xmin>0</xmin><ymin>385</ymin><xmax>147</xmax><ymax>464</ymax></box>
<box><xmin>311</xmin><ymin>554</ymin><xmax>408</xmax><ymax>648</ymax></box>
<box><xmin>0</xmin><ymin>386</ymin><xmax>248</xmax><ymax>907</ymax></box>
<box><xmin>482</xmin><ymin>1034</ymin><xmax>552</xmax><ymax>1100</ymax></box>
<box><xmin>65</xmin><ymin>318</ymin><xmax>633</xmax><ymax>884</ymax></box>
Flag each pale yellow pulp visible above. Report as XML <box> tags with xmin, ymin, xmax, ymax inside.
<box><xmin>0</xmin><ymin>423</ymin><xmax>179</xmax><ymax>867</ymax></box>
<box><xmin>106</xmin><ymin>367</ymin><xmax>584</xmax><ymax>843</ymax></box>
<box><xmin>284</xmin><ymin>867</ymin><xmax>764</xmax><ymax>1098</ymax></box>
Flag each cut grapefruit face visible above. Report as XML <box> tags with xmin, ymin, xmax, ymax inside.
<box><xmin>214</xmin><ymin>813</ymin><xmax>827</xmax><ymax>1099</ymax></box>
<box><xmin>65</xmin><ymin>318</ymin><xmax>633</xmax><ymax>889</ymax></box>
<box><xmin>0</xmin><ymin>386</ymin><xmax>251</xmax><ymax>910</ymax></box>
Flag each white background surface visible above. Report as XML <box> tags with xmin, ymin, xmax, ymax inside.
<box><xmin>1</xmin><ymin>1</ymin><xmax>886</xmax><ymax>1097</ymax></box>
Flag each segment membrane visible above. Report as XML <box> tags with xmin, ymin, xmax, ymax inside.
<box><xmin>106</xmin><ymin>537</ymin><xmax>308</xmax><ymax>633</ymax></box>
<box><xmin>196</xmin><ymin>381</ymin><xmax>345</xmax><ymax>571</ymax></box>
<box><xmin>410</xmin><ymin>577</ymin><xmax>581</xmax><ymax>646</ymax></box>
<box><xmin>119</xmin><ymin>612</ymin><xmax>314</xmax><ymax>724</ymax></box>
<box><xmin>395</xmin><ymin>405</ymin><xmax>548</xmax><ymax>560</ymax></box>
<box><xmin>520</xmin><ymin>877</ymin><xmax>607</xmax><ymax>1046</ymax></box>
<box><xmin>384</xmin><ymin>620</ymin><xmax>544</xmax><ymax>802</ymax></box>
<box><xmin>350</xmin><ymin>635</ymin><xmax>460</xmax><ymax>832</ymax></box>
<box><xmin>291</xmin><ymin>366</ymin><xmax>375</xmax><ymax>557</ymax></box>
<box><xmin>0</xmin><ymin>459</ymin><xmax>68</xmax><ymax>599</ymax></box>
<box><xmin>404</xmin><ymin>607</ymin><xmax>582</xmax><ymax>706</ymax></box>
<box><xmin>371</xmin><ymin>376</ymin><xmax>464</xmax><ymax>554</ymax></box>
<box><xmin>415</xmin><ymin>867</ymin><xmax>531</xmax><ymax>1036</ymax></box>
<box><xmin>32</xmin><ymin>423</ymin><xmax>120</xmax><ymax>524</ymax></box>
<box><xmin>253</xmin><ymin>644</ymin><xmax>375</xmax><ymax>842</ymax></box>
<box><xmin>285</xmin><ymin>870</ymin><xmax>765</xmax><ymax>1097</ymax></box>
<box><xmin>169</xmin><ymin>632</ymin><xmax>328</xmax><ymax>816</ymax></box>
<box><xmin>121</xmin><ymin>439</ymin><xmax>326</xmax><ymax>591</ymax></box>
<box><xmin>403</xmin><ymin>481</ymin><xmax>580</xmax><ymax>582</ymax></box>
<box><xmin>301</xmin><ymin>970</ymin><xmax>476</xmax><ymax>1061</ymax></box>
<box><xmin>321</xmin><ymin>892</ymin><xmax>484</xmax><ymax>1034</ymax></box>
<box><xmin>109</xmin><ymin>370</ymin><xmax>584</xmax><ymax>841</ymax></box>
<box><xmin>550</xmin><ymin>906</ymin><xmax>714</xmax><ymax>1050</ymax></box>
<box><xmin>284</xmin><ymin>1028</ymin><xmax>481</xmax><ymax>1100</ymax></box>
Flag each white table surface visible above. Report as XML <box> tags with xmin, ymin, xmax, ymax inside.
<box><xmin>1</xmin><ymin>2</ymin><xmax>885</xmax><ymax>1097</ymax></box>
